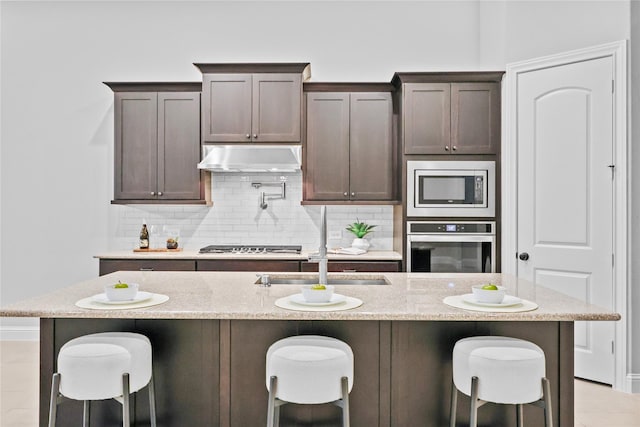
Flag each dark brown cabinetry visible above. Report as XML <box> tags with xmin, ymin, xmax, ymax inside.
<box><xmin>301</xmin><ymin>260</ymin><xmax>401</xmax><ymax>272</ymax></box>
<box><xmin>194</xmin><ymin>63</ymin><xmax>310</xmax><ymax>143</ymax></box>
<box><xmin>99</xmin><ymin>259</ymin><xmax>196</xmax><ymax>276</ymax></box>
<box><xmin>105</xmin><ymin>83</ymin><xmax>204</xmax><ymax>204</ymax></box>
<box><xmin>304</xmin><ymin>84</ymin><xmax>396</xmax><ymax>203</ymax></box>
<box><xmin>98</xmin><ymin>258</ymin><xmax>400</xmax><ymax>276</ymax></box>
<box><xmin>196</xmin><ymin>259</ymin><xmax>300</xmax><ymax>272</ymax></box>
<box><xmin>393</xmin><ymin>73</ymin><xmax>502</xmax><ymax>155</ymax></box>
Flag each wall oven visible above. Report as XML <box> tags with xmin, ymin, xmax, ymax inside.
<box><xmin>407</xmin><ymin>160</ymin><xmax>496</xmax><ymax>217</ymax></box>
<box><xmin>407</xmin><ymin>221</ymin><xmax>496</xmax><ymax>273</ymax></box>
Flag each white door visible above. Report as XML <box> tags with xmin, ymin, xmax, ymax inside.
<box><xmin>515</xmin><ymin>56</ymin><xmax>615</xmax><ymax>384</ymax></box>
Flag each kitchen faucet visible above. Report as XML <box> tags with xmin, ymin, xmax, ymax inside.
<box><xmin>308</xmin><ymin>205</ymin><xmax>328</xmax><ymax>285</ymax></box>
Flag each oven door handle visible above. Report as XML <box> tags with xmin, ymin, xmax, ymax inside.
<box><xmin>407</xmin><ymin>235</ymin><xmax>495</xmax><ymax>243</ymax></box>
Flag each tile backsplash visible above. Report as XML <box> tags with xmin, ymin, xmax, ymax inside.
<box><xmin>108</xmin><ymin>172</ymin><xmax>394</xmax><ymax>251</ymax></box>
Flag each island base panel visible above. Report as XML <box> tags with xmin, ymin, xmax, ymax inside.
<box><xmin>41</xmin><ymin>319</ymin><xmax>573</xmax><ymax>427</ymax></box>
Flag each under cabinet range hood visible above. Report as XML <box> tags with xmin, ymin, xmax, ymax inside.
<box><xmin>198</xmin><ymin>145</ymin><xmax>302</xmax><ymax>172</ymax></box>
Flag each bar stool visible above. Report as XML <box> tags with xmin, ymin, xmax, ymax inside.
<box><xmin>450</xmin><ymin>336</ymin><xmax>553</xmax><ymax>427</ymax></box>
<box><xmin>266</xmin><ymin>335</ymin><xmax>354</xmax><ymax>427</ymax></box>
<box><xmin>48</xmin><ymin>332</ymin><xmax>157</xmax><ymax>427</ymax></box>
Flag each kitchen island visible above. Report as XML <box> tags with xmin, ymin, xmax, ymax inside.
<box><xmin>1</xmin><ymin>271</ymin><xmax>619</xmax><ymax>427</ymax></box>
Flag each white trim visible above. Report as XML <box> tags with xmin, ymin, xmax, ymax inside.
<box><xmin>503</xmin><ymin>40</ymin><xmax>629</xmax><ymax>392</ymax></box>
<box><xmin>0</xmin><ymin>326</ymin><xmax>40</xmax><ymax>341</ymax></box>
<box><xmin>626</xmin><ymin>374</ymin><xmax>640</xmax><ymax>394</ymax></box>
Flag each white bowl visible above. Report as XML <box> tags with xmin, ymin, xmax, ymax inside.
<box><xmin>471</xmin><ymin>284</ymin><xmax>506</xmax><ymax>304</ymax></box>
<box><xmin>104</xmin><ymin>282</ymin><xmax>139</xmax><ymax>301</ymax></box>
<box><xmin>301</xmin><ymin>285</ymin><xmax>335</xmax><ymax>303</ymax></box>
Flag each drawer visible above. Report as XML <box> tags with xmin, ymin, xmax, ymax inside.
<box><xmin>99</xmin><ymin>259</ymin><xmax>196</xmax><ymax>276</ymax></box>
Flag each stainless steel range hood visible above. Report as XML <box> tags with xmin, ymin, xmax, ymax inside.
<box><xmin>198</xmin><ymin>145</ymin><xmax>302</xmax><ymax>172</ymax></box>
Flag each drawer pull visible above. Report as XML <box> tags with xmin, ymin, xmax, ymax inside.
<box><xmin>139</xmin><ymin>268</ymin><xmax>154</xmax><ymax>271</ymax></box>
<box><xmin>343</xmin><ymin>269</ymin><xmax>357</xmax><ymax>273</ymax></box>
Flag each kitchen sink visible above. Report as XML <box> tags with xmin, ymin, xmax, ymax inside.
<box><xmin>254</xmin><ymin>275</ymin><xmax>389</xmax><ymax>286</ymax></box>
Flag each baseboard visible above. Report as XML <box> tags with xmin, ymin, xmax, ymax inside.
<box><xmin>626</xmin><ymin>374</ymin><xmax>640</xmax><ymax>393</ymax></box>
<box><xmin>0</xmin><ymin>324</ymin><xmax>40</xmax><ymax>341</ymax></box>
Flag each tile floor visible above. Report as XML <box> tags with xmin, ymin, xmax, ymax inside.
<box><xmin>2</xmin><ymin>340</ymin><xmax>640</xmax><ymax>426</ymax></box>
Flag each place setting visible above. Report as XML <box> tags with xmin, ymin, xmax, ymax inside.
<box><xmin>443</xmin><ymin>283</ymin><xmax>538</xmax><ymax>313</ymax></box>
<box><xmin>75</xmin><ymin>281</ymin><xmax>169</xmax><ymax>310</ymax></box>
<box><xmin>275</xmin><ymin>284</ymin><xmax>363</xmax><ymax>312</ymax></box>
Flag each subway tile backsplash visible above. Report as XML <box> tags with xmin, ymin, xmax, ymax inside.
<box><xmin>109</xmin><ymin>172</ymin><xmax>394</xmax><ymax>251</ymax></box>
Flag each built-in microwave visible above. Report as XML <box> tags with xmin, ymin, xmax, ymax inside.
<box><xmin>407</xmin><ymin>160</ymin><xmax>495</xmax><ymax>217</ymax></box>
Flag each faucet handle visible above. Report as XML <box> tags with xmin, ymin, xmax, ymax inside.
<box><xmin>256</xmin><ymin>273</ymin><xmax>271</xmax><ymax>287</ymax></box>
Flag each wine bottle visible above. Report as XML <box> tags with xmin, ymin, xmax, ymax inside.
<box><xmin>140</xmin><ymin>224</ymin><xmax>149</xmax><ymax>249</ymax></box>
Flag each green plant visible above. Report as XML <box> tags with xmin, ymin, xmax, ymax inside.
<box><xmin>345</xmin><ymin>219</ymin><xmax>376</xmax><ymax>238</ymax></box>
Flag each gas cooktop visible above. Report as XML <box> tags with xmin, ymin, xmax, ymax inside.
<box><xmin>198</xmin><ymin>245</ymin><xmax>302</xmax><ymax>254</ymax></box>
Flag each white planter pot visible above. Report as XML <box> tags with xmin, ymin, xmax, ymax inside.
<box><xmin>351</xmin><ymin>238</ymin><xmax>370</xmax><ymax>251</ymax></box>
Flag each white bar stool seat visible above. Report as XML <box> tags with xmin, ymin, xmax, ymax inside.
<box><xmin>450</xmin><ymin>336</ymin><xmax>553</xmax><ymax>427</ymax></box>
<box><xmin>266</xmin><ymin>335</ymin><xmax>354</xmax><ymax>427</ymax></box>
<box><xmin>48</xmin><ymin>332</ymin><xmax>157</xmax><ymax>427</ymax></box>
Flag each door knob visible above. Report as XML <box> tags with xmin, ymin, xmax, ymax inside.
<box><xmin>246</xmin><ymin>134</ymin><xmax>251</xmax><ymax>139</ymax></box>
<box><xmin>158</xmin><ymin>191</ymin><xmax>163</xmax><ymax>196</ymax></box>
<box><xmin>452</xmin><ymin>146</ymin><xmax>457</xmax><ymax>151</ymax></box>
<box><xmin>518</xmin><ymin>252</ymin><xmax>530</xmax><ymax>261</ymax></box>
<box><xmin>444</xmin><ymin>146</ymin><xmax>450</xmax><ymax>151</ymax></box>
<box><xmin>253</xmin><ymin>134</ymin><xmax>258</xmax><ymax>139</ymax></box>
<box><xmin>343</xmin><ymin>192</ymin><xmax>348</xmax><ymax>197</ymax></box>
<box><xmin>151</xmin><ymin>191</ymin><xmax>156</xmax><ymax>196</ymax></box>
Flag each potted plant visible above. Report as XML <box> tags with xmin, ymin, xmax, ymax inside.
<box><xmin>345</xmin><ymin>219</ymin><xmax>376</xmax><ymax>251</ymax></box>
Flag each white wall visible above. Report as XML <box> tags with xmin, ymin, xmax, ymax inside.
<box><xmin>0</xmin><ymin>1</ymin><xmax>635</xmax><ymax>376</ymax></box>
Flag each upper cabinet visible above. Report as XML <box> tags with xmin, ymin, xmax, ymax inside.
<box><xmin>194</xmin><ymin>63</ymin><xmax>311</xmax><ymax>143</ymax></box>
<box><xmin>393</xmin><ymin>73</ymin><xmax>503</xmax><ymax>155</ymax></box>
<box><xmin>105</xmin><ymin>82</ymin><xmax>205</xmax><ymax>204</ymax></box>
<box><xmin>303</xmin><ymin>83</ymin><xmax>397</xmax><ymax>203</ymax></box>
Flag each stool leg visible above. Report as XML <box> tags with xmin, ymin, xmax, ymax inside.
<box><xmin>83</xmin><ymin>401</ymin><xmax>91</xmax><ymax>427</ymax></box>
<box><xmin>341</xmin><ymin>376</ymin><xmax>350</xmax><ymax>427</ymax></box>
<box><xmin>469</xmin><ymin>376</ymin><xmax>479</xmax><ymax>427</ymax></box>
<box><xmin>267</xmin><ymin>375</ymin><xmax>278</xmax><ymax>427</ymax></box>
<box><xmin>516</xmin><ymin>403</ymin><xmax>524</xmax><ymax>427</ymax></box>
<box><xmin>148</xmin><ymin>375</ymin><xmax>157</xmax><ymax>427</ymax></box>
<box><xmin>48</xmin><ymin>373</ymin><xmax>61</xmax><ymax>427</ymax></box>
<box><xmin>449</xmin><ymin>379</ymin><xmax>457</xmax><ymax>427</ymax></box>
<box><xmin>122</xmin><ymin>373</ymin><xmax>130</xmax><ymax>427</ymax></box>
<box><xmin>542</xmin><ymin>377</ymin><xmax>553</xmax><ymax>427</ymax></box>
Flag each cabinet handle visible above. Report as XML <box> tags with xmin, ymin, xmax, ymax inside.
<box><xmin>444</xmin><ymin>146</ymin><xmax>450</xmax><ymax>151</ymax></box>
<box><xmin>246</xmin><ymin>134</ymin><xmax>251</xmax><ymax>139</ymax></box>
<box><xmin>343</xmin><ymin>192</ymin><xmax>348</xmax><ymax>197</ymax></box>
<box><xmin>253</xmin><ymin>134</ymin><xmax>258</xmax><ymax>139</ymax></box>
<box><xmin>151</xmin><ymin>191</ymin><xmax>156</xmax><ymax>196</ymax></box>
<box><xmin>452</xmin><ymin>146</ymin><xmax>457</xmax><ymax>151</ymax></box>
<box><xmin>158</xmin><ymin>191</ymin><xmax>163</xmax><ymax>196</ymax></box>
<box><xmin>351</xmin><ymin>192</ymin><xmax>355</xmax><ymax>197</ymax></box>
<box><xmin>139</xmin><ymin>268</ymin><xmax>154</xmax><ymax>271</ymax></box>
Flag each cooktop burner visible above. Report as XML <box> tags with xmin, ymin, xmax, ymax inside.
<box><xmin>198</xmin><ymin>245</ymin><xmax>302</xmax><ymax>254</ymax></box>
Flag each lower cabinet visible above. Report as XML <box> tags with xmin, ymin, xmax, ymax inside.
<box><xmin>301</xmin><ymin>261</ymin><xmax>401</xmax><ymax>272</ymax></box>
<box><xmin>196</xmin><ymin>260</ymin><xmax>300</xmax><ymax>272</ymax></box>
<box><xmin>99</xmin><ymin>259</ymin><xmax>401</xmax><ymax>275</ymax></box>
<box><xmin>99</xmin><ymin>259</ymin><xmax>196</xmax><ymax>276</ymax></box>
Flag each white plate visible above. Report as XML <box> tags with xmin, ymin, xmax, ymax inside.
<box><xmin>91</xmin><ymin>291</ymin><xmax>154</xmax><ymax>305</ymax></box>
<box><xmin>461</xmin><ymin>294</ymin><xmax>523</xmax><ymax>308</ymax></box>
<box><xmin>288</xmin><ymin>293</ymin><xmax>347</xmax><ymax>307</ymax></box>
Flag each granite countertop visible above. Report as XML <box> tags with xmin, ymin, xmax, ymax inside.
<box><xmin>93</xmin><ymin>250</ymin><xmax>402</xmax><ymax>261</ymax></box>
<box><xmin>0</xmin><ymin>271</ymin><xmax>620</xmax><ymax>322</ymax></box>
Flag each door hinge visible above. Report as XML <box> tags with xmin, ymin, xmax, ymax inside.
<box><xmin>612</xmin><ymin>253</ymin><xmax>615</xmax><ymax>267</ymax></box>
<box><xmin>612</xmin><ymin>340</ymin><xmax>615</xmax><ymax>354</ymax></box>
<box><xmin>612</xmin><ymin>80</ymin><xmax>615</xmax><ymax>93</ymax></box>
<box><xmin>608</xmin><ymin>164</ymin><xmax>615</xmax><ymax>180</ymax></box>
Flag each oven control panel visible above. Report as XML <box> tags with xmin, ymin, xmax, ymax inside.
<box><xmin>407</xmin><ymin>221</ymin><xmax>494</xmax><ymax>234</ymax></box>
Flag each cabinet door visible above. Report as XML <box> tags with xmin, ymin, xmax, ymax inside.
<box><xmin>252</xmin><ymin>73</ymin><xmax>302</xmax><ymax>142</ymax></box>
<box><xmin>114</xmin><ymin>92</ymin><xmax>158</xmax><ymax>199</ymax></box>
<box><xmin>201</xmin><ymin>74</ymin><xmax>252</xmax><ymax>142</ymax></box>
<box><xmin>157</xmin><ymin>92</ymin><xmax>201</xmax><ymax>200</ymax></box>
<box><xmin>349</xmin><ymin>92</ymin><xmax>394</xmax><ymax>200</ymax></box>
<box><xmin>304</xmin><ymin>92</ymin><xmax>350</xmax><ymax>200</ymax></box>
<box><xmin>403</xmin><ymin>83</ymin><xmax>451</xmax><ymax>154</ymax></box>
<box><xmin>196</xmin><ymin>259</ymin><xmax>299</xmax><ymax>272</ymax></box>
<box><xmin>451</xmin><ymin>82</ymin><xmax>500</xmax><ymax>154</ymax></box>
<box><xmin>99</xmin><ymin>259</ymin><xmax>196</xmax><ymax>276</ymax></box>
